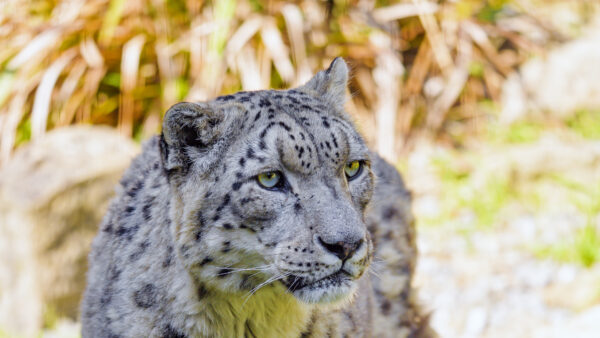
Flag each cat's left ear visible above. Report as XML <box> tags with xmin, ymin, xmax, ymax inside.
<box><xmin>299</xmin><ymin>57</ymin><xmax>349</xmax><ymax>106</ymax></box>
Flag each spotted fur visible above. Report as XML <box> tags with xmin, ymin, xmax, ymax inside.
<box><xmin>81</xmin><ymin>58</ymin><xmax>434</xmax><ymax>337</ymax></box>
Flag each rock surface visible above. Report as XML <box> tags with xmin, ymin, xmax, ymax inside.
<box><xmin>501</xmin><ymin>25</ymin><xmax>600</xmax><ymax>123</ymax></box>
<box><xmin>0</xmin><ymin>126</ymin><xmax>138</xmax><ymax>336</ymax></box>
<box><xmin>407</xmin><ymin>135</ymin><xmax>600</xmax><ymax>337</ymax></box>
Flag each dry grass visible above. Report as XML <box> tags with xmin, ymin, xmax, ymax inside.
<box><xmin>0</xmin><ymin>0</ymin><xmax>593</xmax><ymax>165</ymax></box>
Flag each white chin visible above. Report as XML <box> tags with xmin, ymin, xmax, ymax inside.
<box><xmin>292</xmin><ymin>279</ymin><xmax>357</xmax><ymax>304</ymax></box>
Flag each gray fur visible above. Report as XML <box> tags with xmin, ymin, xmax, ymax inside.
<box><xmin>81</xmin><ymin>58</ymin><xmax>433</xmax><ymax>337</ymax></box>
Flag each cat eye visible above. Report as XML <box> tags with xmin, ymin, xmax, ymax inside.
<box><xmin>257</xmin><ymin>171</ymin><xmax>282</xmax><ymax>189</ymax></box>
<box><xmin>344</xmin><ymin>160</ymin><xmax>362</xmax><ymax>180</ymax></box>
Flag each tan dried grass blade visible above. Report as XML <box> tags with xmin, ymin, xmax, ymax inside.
<box><xmin>281</xmin><ymin>4</ymin><xmax>312</xmax><ymax>85</ymax></box>
<box><xmin>7</xmin><ymin>29</ymin><xmax>61</xmax><ymax>70</ymax></box>
<box><xmin>426</xmin><ymin>29</ymin><xmax>472</xmax><ymax>131</ymax></box>
<box><xmin>80</xmin><ymin>37</ymin><xmax>104</xmax><ymax>68</ymax></box>
<box><xmin>372</xmin><ymin>1</ymin><xmax>439</xmax><ymax>22</ymax></box>
<box><xmin>371</xmin><ymin>32</ymin><xmax>404</xmax><ymax>161</ymax></box>
<box><xmin>412</xmin><ymin>0</ymin><xmax>453</xmax><ymax>76</ymax></box>
<box><xmin>31</xmin><ymin>48</ymin><xmax>78</xmax><ymax>139</ymax></box>
<box><xmin>119</xmin><ymin>34</ymin><xmax>146</xmax><ymax>137</ymax></box>
<box><xmin>57</xmin><ymin>60</ymin><xmax>87</xmax><ymax>125</ymax></box>
<box><xmin>1</xmin><ymin>85</ymin><xmax>33</xmax><ymax>165</ymax></box>
<box><xmin>463</xmin><ymin>21</ymin><xmax>511</xmax><ymax>77</ymax></box>
<box><xmin>261</xmin><ymin>20</ymin><xmax>295</xmax><ymax>84</ymax></box>
<box><xmin>236</xmin><ymin>47</ymin><xmax>263</xmax><ymax>91</ymax></box>
<box><xmin>225</xmin><ymin>16</ymin><xmax>263</xmax><ymax>68</ymax></box>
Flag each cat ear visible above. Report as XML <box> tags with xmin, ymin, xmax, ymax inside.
<box><xmin>300</xmin><ymin>57</ymin><xmax>349</xmax><ymax>106</ymax></box>
<box><xmin>159</xmin><ymin>102</ymin><xmax>224</xmax><ymax>177</ymax></box>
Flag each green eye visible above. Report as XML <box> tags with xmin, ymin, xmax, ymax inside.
<box><xmin>344</xmin><ymin>160</ymin><xmax>362</xmax><ymax>179</ymax></box>
<box><xmin>257</xmin><ymin>171</ymin><xmax>281</xmax><ymax>189</ymax></box>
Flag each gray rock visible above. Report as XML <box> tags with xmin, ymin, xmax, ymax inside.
<box><xmin>0</xmin><ymin>126</ymin><xmax>138</xmax><ymax>336</ymax></box>
<box><xmin>501</xmin><ymin>27</ymin><xmax>600</xmax><ymax>123</ymax></box>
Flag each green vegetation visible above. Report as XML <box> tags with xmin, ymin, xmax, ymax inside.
<box><xmin>566</xmin><ymin>109</ymin><xmax>600</xmax><ymax>139</ymax></box>
<box><xmin>485</xmin><ymin>121</ymin><xmax>543</xmax><ymax>144</ymax></box>
<box><xmin>419</xmin><ymin>154</ymin><xmax>520</xmax><ymax>229</ymax></box>
<box><xmin>534</xmin><ymin>176</ymin><xmax>600</xmax><ymax>267</ymax></box>
<box><xmin>535</xmin><ymin>224</ymin><xmax>600</xmax><ymax>268</ymax></box>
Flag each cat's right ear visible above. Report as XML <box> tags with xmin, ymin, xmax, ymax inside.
<box><xmin>159</xmin><ymin>102</ymin><xmax>224</xmax><ymax>177</ymax></box>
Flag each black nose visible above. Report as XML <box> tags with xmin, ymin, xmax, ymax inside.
<box><xmin>318</xmin><ymin>237</ymin><xmax>364</xmax><ymax>261</ymax></box>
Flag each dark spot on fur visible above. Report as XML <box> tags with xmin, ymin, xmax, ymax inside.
<box><xmin>195</xmin><ymin>229</ymin><xmax>203</xmax><ymax>241</ymax></box>
<box><xmin>129</xmin><ymin>240</ymin><xmax>150</xmax><ymax>261</ymax></box>
<box><xmin>126</xmin><ymin>180</ymin><xmax>144</xmax><ymax>198</ymax></box>
<box><xmin>240</xmin><ymin>274</ymin><xmax>254</xmax><ymax>290</ymax></box>
<box><xmin>381</xmin><ymin>299</ymin><xmax>392</xmax><ymax>315</ymax></box>
<box><xmin>239</xmin><ymin>157</ymin><xmax>246</xmax><ymax>167</ymax></box>
<box><xmin>278</xmin><ymin>121</ymin><xmax>291</xmax><ymax>131</ymax></box>
<box><xmin>294</xmin><ymin>202</ymin><xmax>302</xmax><ymax>213</ymax></box>
<box><xmin>133</xmin><ymin>283</ymin><xmax>156</xmax><ymax>308</ymax></box>
<box><xmin>258</xmin><ymin>98</ymin><xmax>271</xmax><ymax>107</ymax></box>
<box><xmin>200</xmin><ymin>257</ymin><xmax>213</xmax><ymax>266</ymax></box>
<box><xmin>223</xmin><ymin>223</ymin><xmax>233</xmax><ymax>230</ymax></box>
<box><xmin>197</xmin><ymin>211</ymin><xmax>206</xmax><ymax>227</ymax></box>
<box><xmin>216</xmin><ymin>193</ymin><xmax>230</xmax><ymax>212</ymax></box>
<box><xmin>222</xmin><ymin>241</ymin><xmax>231</xmax><ymax>253</ymax></box>
<box><xmin>103</xmin><ymin>221</ymin><xmax>114</xmax><ymax>233</ymax></box>
<box><xmin>217</xmin><ymin>268</ymin><xmax>232</xmax><ymax>277</ymax></box>
<box><xmin>115</xmin><ymin>224</ymin><xmax>139</xmax><ymax>241</ymax></box>
<box><xmin>181</xmin><ymin>244</ymin><xmax>191</xmax><ymax>258</ymax></box>
<box><xmin>163</xmin><ymin>245</ymin><xmax>173</xmax><ymax>268</ymax></box>
<box><xmin>232</xmin><ymin>182</ymin><xmax>242</xmax><ymax>191</ymax></box>
<box><xmin>218</xmin><ymin>94</ymin><xmax>235</xmax><ymax>101</ymax></box>
<box><xmin>246</xmin><ymin>147</ymin><xmax>255</xmax><ymax>159</ymax></box>
<box><xmin>331</xmin><ymin>133</ymin><xmax>339</xmax><ymax>148</ymax></box>
<box><xmin>197</xmin><ymin>284</ymin><xmax>209</xmax><ymax>300</ymax></box>
<box><xmin>162</xmin><ymin>324</ymin><xmax>187</xmax><ymax>338</ymax></box>
<box><xmin>142</xmin><ymin>200</ymin><xmax>154</xmax><ymax>221</ymax></box>
<box><xmin>383</xmin><ymin>207</ymin><xmax>398</xmax><ymax>221</ymax></box>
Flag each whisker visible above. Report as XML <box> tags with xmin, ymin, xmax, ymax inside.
<box><xmin>242</xmin><ymin>273</ymin><xmax>286</xmax><ymax>306</ymax></box>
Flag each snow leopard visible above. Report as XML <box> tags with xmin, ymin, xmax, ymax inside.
<box><xmin>81</xmin><ymin>58</ymin><xmax>433</xmax><ymax>337</ymax></box>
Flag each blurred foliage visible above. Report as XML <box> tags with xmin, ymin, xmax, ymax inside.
<box><xmin>422</xmin><ymin>154</ymin><xmax>521</xmax><ymax>229</ymax></box>
<box><xmin>0</xmin><ymin>0</ymin><xmax>591</xmax><ymax>165</ymax></box>
<box><xmin>567</xmin><ymin>109</ymin><xmax>600</xmax><ymax>139</ymax></box>
<box><xmin>534</xmin><ymin>177</ymin><xmax>600</xmax><ymax>267</ymax></box>
<box><xmin>535</xmin><ymin>224</ymin><xmax>600</xmax><ymax>268</ymax></box>
<box><xmin>485</xmin><ymin>120</ymin><xmax>542</xmax><ymax>144</ymax></box>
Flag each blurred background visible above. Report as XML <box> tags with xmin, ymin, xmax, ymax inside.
<box><xmin>1</xmin><ymin>0</ymin><xmax>599</xmax><ymax>337</ymax></box>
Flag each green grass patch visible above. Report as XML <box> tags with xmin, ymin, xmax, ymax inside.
<box><xmin>566</xmin><ymin>109</ymin><xmax>600</xmax><ymax>139</ymax></box>
<box><xmin>534</xmin><ymin>175</ymin><xmax>600</xmax><ymax>267</ymax></box>
<box><xmin>420</xmin><ymin>155</ymin><xmax>518</xmax><ymax>229</ymax></box>
<box><xmin>534</xmin><ymin>224</ymin><xmax>600</xmax><ymax>268</ymax></box>
<box><xmin>485</xmin><ymin>120</ymin><xmax>543</xmax><ymax>144</ymax></box>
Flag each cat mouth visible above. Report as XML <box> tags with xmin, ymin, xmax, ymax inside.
<box><xmin>283</xmin><ymin>270</ymin><xmax>351</xmax><ymax>292</ymax></box>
